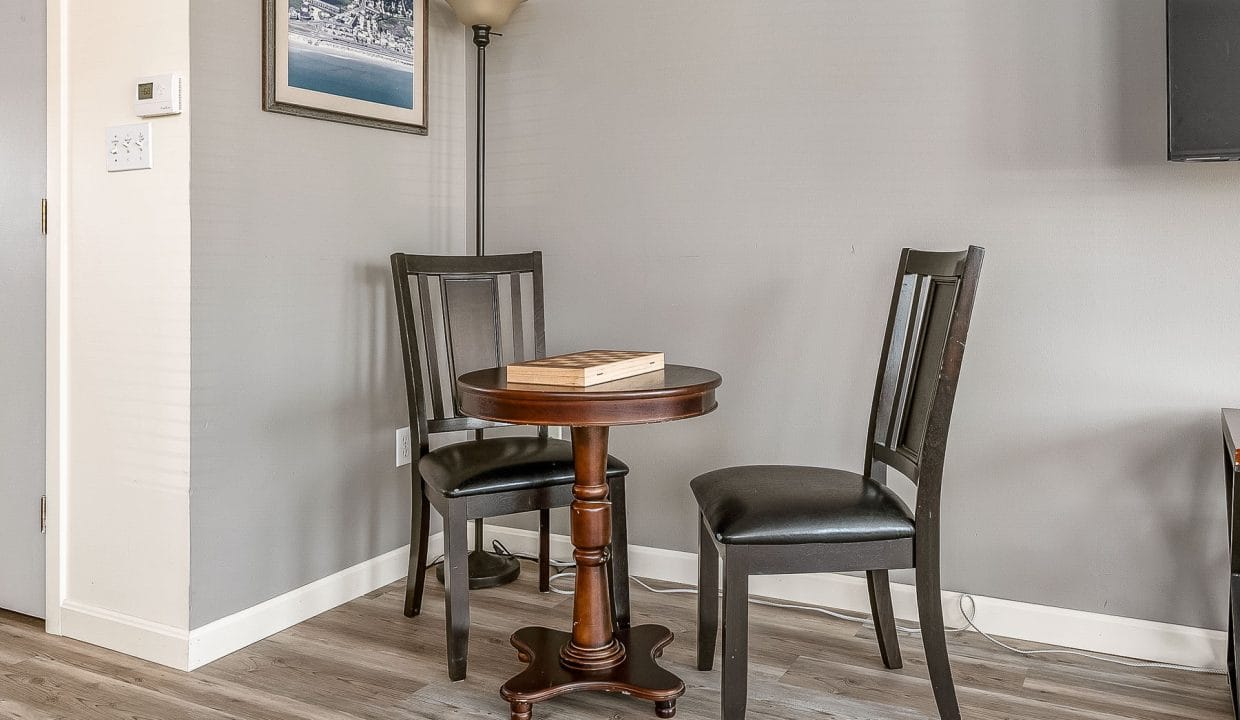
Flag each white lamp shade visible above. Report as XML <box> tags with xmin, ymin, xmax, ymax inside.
<box><xmin>445</xmin><ymin>0</ymin><xmax>523</xmax><ymax>29</ymax></box>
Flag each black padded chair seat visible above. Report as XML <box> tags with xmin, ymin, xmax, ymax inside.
<box><xmin>691</xmin><ymin>465</ymin><xmax>914</xmax><ymax>545</ymax></box>
<box><xmin>420</xmin><ymin>436</ymin><xmax>628</xmax><ymax>499</ymax></box>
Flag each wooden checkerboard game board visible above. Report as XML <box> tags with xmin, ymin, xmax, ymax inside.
<box><xmin>505</xmin><ymin>350</ymin><xmax>665</xmax><ymax>387</ymax></box>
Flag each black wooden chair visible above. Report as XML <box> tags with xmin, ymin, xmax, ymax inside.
<box><xmin>1220</xmin><ymin>409</ymin><xmax>1240</xmax><ymax>720</ymax></box>
<box><xmin>692</xmin><ymin>247</ymin><xmax>984</xmax><ymax>720</ymax></box>
<box><xmin>391</xmin><ymin>251</ymin><xmax>632</xmax><ymax>681</ymax></box>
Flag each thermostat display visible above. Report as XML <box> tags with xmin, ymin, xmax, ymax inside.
<box><xmin>134</xmin><ymin>73</ymin><xmax>182</xmax><ymax>117</ymax></box>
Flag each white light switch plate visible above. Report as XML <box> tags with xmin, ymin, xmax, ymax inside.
<box><xmin>106</xmin><ymin>123</ymin><xmax>152</xmax><ymax>172</ymax></box>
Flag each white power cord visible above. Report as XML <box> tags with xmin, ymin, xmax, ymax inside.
<box><xmin>483</xmin><ymin>542</ymin><xmax>1225</xmax><ymax>676</ymax></box>
<box><xmin>952</xmin><ymin>595</ymin><xmax>1224</xmax><ymax>675</ymax></box>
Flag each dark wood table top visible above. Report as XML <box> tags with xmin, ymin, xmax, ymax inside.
<box><xmin>457</xmin><ymin>364</ymin><xmax>721</xmax><ymax>427</ymax></box>
<box><xmin>1224</xmin><ymin>408</ymin><xmax>1240</xmax><ymax>467</ymax></box>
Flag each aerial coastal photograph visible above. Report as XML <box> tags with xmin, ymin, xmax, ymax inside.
<box><xmin>287</xmin><ymin>0</ymin><xmax>417</xmax><ymax>109</ymax></box>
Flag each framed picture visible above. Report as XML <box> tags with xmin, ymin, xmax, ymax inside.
<box><xmin>263</xmin><ymin>0</ymin><xmax>428</xmax><ymax>135</ymax></box>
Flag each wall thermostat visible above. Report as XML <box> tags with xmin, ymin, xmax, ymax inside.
<box><xmin>134</xmin><ymin>73</ymin><xmax>182</xmax><ymax>117</ymax></box>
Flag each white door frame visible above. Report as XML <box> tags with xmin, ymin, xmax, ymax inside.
<box><xmin>44</xmin><ymin>0</ymin><xmax>67</xmax><ymax>634</ymax></box>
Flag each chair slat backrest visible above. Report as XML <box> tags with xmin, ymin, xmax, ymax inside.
<box><xmin>391</xmin><ymin>252</ymin><xmax>546</xmax><ymax>452</ymax></box>
<box><xmin>864</xmin><ymin>247</ymin><xmax>984</xmax><ymax>499</ymax></box>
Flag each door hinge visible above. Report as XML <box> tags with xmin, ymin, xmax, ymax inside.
<box><xmin>40</xmin><ymin>198</ymin><xmax>47</xmax><ymax>236</ymax></box>
<box><xmin>40</xmin><ymin>495</ymin><xmax>47</xmax><ymax>534</ymax></box>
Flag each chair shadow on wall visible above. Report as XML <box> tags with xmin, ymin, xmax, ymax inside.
<box><xmin>272</xmin><ymin>260</ymin><xmax>411</xmax><ymax>587</ymax></box>
<box><xmin>1120</xmin><ymin>413</ymin><xmax>1229</xmax><ymax>629</ymax></box>
<box><xmin>360</xmin><ymin>261</ymin><xmax>409</xmax><ymax>557</ymax></box>
<box><xmin>967</xmin><ymin>411</ymin><xmax>1228</xmax><ymax>630</ymax></box>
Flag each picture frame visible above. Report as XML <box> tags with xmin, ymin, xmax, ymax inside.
<box><xmin>263</xmin><ymin>0</ymin><xmax>428</xmax><ymax>135</ymax></box>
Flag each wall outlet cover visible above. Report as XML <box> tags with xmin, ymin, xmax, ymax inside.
<box><xmin>396</xmin><ymin>427</ymin><xmax>412</xmax><ymax>467</ymax></box>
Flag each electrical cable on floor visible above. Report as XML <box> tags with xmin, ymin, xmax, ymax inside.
<box><xmin>952</xmin><ymin>595</ymin><xmax>1224</xmax><ymax>675</ymax></box>
<box><xmin>482</xmin><ymin>542</ymin><xmax>1225</xmax><ymax>676</ymax></box>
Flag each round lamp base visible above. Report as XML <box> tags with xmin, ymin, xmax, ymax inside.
<box><xmin>436</xmin><ymin>549</ymin><xmax>522</xmax><ymax>590</ymax></box>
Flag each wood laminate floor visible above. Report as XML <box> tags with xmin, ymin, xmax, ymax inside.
<box><xmin>0</xmin><ymin>562</ymin><xmax>1230</xmax><ymax>720</ymax></box>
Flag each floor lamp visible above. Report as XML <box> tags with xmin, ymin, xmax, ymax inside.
<box><xmin>439</xmin><ymin>0</ymin><xmax>526</xmax><ymax>589</ymax></box>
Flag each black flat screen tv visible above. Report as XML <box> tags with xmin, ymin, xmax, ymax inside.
<box><xmin>1168</xmin><ymin>1</ymin><xmax>1240</xmax><ymax>161</ymax></box>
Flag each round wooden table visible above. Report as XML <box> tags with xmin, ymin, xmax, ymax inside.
<box><xmin>457</xmin><ymin>365</ymin><xmax>722</xmax><ymax>720</ymax></box>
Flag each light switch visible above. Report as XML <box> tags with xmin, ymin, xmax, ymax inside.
<box><xmin>106</xmin><ymin>123</ymin><xmax>152</xmax><ymax>172</ymax></box>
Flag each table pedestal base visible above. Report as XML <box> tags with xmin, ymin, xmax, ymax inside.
<box><xmin>500</xmin><ymin>625</ymin><xmax>685</xmax><ymax>720</ymax></box>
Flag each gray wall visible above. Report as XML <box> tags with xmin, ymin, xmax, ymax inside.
<box><xmin>485</xmin><ymin>0</ymin><xmax>1240</xmax><ymax>629</ymax></box>
<box><xmin>188</xmin><ymin>1</ymin><xmax>465</xmax><ymax>628</ymax></box>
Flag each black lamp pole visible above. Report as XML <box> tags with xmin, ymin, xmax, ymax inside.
<box><xmin>473</xmin><ymin>24</ymin><xmax>490</xmax><ymax>257</ymax></box>
<box><xmin>436</xmin><ymin>22</ymin><xmax>523</xmax><ymax>590</ymax></box>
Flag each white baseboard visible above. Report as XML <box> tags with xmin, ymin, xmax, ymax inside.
<box><xmin>482</xmin><ymin>525</ymin><xmax>1227</xmax><ymax>670</ymax></box>
<box><xmin>60</xmin><ymin>599</ymin><xmax>192</xmax><ymax>669</ymax></box>
<box><xmin>59</xmin><ymin>537</ymin><xmax>445</xmax><ymax>672</ymax></box>
<box><xmin>60</xmin><ymin>525</ymin><xmax>1224</xmax><ymax>672</ymax></box>
<box><xmin>187</xmin><ymin>536</ymin><xmax>442</xmax><ymax>670</ymax></box>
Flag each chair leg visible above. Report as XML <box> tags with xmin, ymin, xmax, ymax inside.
<box><xmin>867</xmin><ymin>569</ymin><xmax>903</xmax><ymax>669</ymax></box>
<box><xmin>721</xmin><ymin>547</ymin><xmax>749</xmax><ymax>720</ymax></box>
<box><xmin>444</xmin><ymin>504</ymin><xmax>471</xmax><ymax>681</ymax></box>
<box><xmin>916</xmin><ymin>562</ymin><xmax>960</xmax><ymax>720</ymax></box>
<box><xmin>1227</xmin><ymin>462</ymin><xmax>1240</xmax><ymax>719</ymax></box>
<box><xmin>1230</xmin><ymin>574</ymin><xmax>1240</xmax><ymax>719</ymax></box>
<box><xmin>403</xmin><ymin>486</ymin><xmax>431</xmax><ymax>618</ymax></box>
<box><xmin>609</xmin><ymin>476</ymin><xmax>632</xmax><ymax>630</ymax></box>
<box><xmin>538</xmin><ymin>508</ymin><xmax>551</xmax><ymax>593</ymax></box>
<box><xmin>697</xmin><ymin>515</ymin><xmax>719</xmax><ymax>671</ymax></box>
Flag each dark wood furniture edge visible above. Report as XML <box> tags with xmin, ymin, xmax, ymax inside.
<box><xmin>1224</xmin><ymin>408</ymin><xmax>1240</xmax><ymax>466</ymax></box>
<box><xmin>461</xmin><ymin>391</ymin><xmax>718</xmax><ymax>428</ymax></box>
<box><xmin>1222</xmin><ymin>408</ymin><xmax>1240</xmax><ymax>719</ymax></box>
<box><xmin>457</xmin><ymin>366</ymin><xmax>721</xmax><ymax>427</ymax></box>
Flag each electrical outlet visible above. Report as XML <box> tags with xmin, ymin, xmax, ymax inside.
<box><xmin>396</xmin><ymin>427</ymin><xmax>412</xmax><ymax>467</ymax></box>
